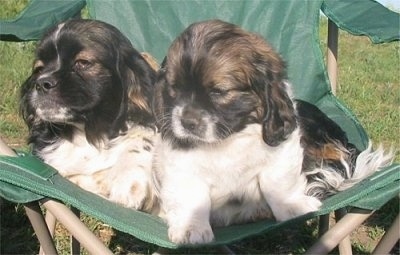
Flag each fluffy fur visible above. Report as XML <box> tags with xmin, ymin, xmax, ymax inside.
<box><xmin>20</xmin><ymin>19</ymin><xmax>158</xmax><ymax>212</ymax></box>
<box><xmin>152</xmin><ymin>19</ymin><xmax>393</xmax><ymax>244</ymax></box>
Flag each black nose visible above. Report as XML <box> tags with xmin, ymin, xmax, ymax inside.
<box><xmin>181</xmin><ymin>106</ymin><xmax>203</xmax><ymax>131</ymax></box>
<box><xmin>181</xmin><ymin>116</ymin><xmax>199</xmax><ymax>131</ymax></box>
<box><xmin>35</xmin><ymin>77</ymin><xmax>57</xmax><ymax>92</ymax></box>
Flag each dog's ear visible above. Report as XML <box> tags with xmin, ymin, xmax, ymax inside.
<box><xmin>152</xmin><ymin>61</ymin><xmax>167</xmax><ymax>130</ymax></box>
<box><xmin>118</xmin><ymin>46</ymin><xmax>157</xmax><ymax>125</ymax></box>
<box><xmin>262</xmin><ymin>79</ymin><xmax>297</xmax><ymax>146</ymax></box>
<box><xmin>125</xmin><ymin>51</ymin><xmax>156</xmax><ymax>114</ymax></box>
<box><xmin>253</xmin><ymin>53</ymin><xmax>297</xmax><ymax>147</ymax></box>
<box><xmin>20</xmin><ymin>76</ymin><xmax>36</xmax><ymax>130</ymax></box>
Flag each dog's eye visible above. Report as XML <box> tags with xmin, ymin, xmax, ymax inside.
<box><xmin>33</xmin><ymin>66</ymin><xmax>44</xmax><ymax>74</ymax></box>
<box><xmin>33</xmin><ymin>61</ymin><xmax>44</xmax><ymax>74</ymax></box>
<box><xmin>209</xmin><ymin>88</ymin><xmax>227</xmax><ymax>97</ymax></box>
<box><xmin>73</xmin><ymin>59</ymin><xmax>92</xmax><ymax>71</ymax></box>
<box><xmin>167</xmin><ymin>85</ymin><xmax>177</xmax><ymax>98</ymax></box>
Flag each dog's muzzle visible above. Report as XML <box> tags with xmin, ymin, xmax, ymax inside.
<box><xmin>171</xmin><ymin>104</ymin><xmax>214</xmax><ymax>141</ymax></box>
<box><xmin>180</xmin><ymin>105</ymin><xmax>206</xmax><ymax>132</ymax></box>
<box><xmin>35</xmin><ymin>76</ymin><xmax>58</xmax><ymax>92</ymax></box>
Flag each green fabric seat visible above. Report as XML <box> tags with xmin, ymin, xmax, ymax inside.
<box><xmin>0</xmin><ymin>0</ymin><xmax>399</xmax><ymax>251</ymax></box>
<box><xmin>0</xmin><ymin>153</ymin><xmax>398</xmax><ymax>248</ymax></box>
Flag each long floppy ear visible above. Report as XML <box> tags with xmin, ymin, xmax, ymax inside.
<box><xmin>252</xmin><ymin>51</ymin><xmax>297</xmax><ymax>147</ymax></box>
<box><xmin>20</xmin><ymin>76</ymin><xmax>36</xmax><ymax>129</ymax></box>
<box><xmin>152</xmin><ymin>59</ymin><xmax>168</xmax><ymax>130</ymax></box>
<box><xmin>126</xmin><ymin>52</ymin><xmax>156</xmax><ymax>113</ymax></box>
<box><xmin>262</xmin><ymin>79</ymin><xmax>297</xmax><ymax>146</ymax></box>
<box><xmin>120</xmin><ymin>47</ymin><xmax>157</xmax><ymax>125</ymax></box>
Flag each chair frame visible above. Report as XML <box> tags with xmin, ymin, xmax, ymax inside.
<box><xmin>0</xmin><ymin>18</ymin><xmax>398</xmax><ymax>255</ymax></box>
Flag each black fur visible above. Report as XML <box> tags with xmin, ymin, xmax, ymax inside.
<box><xmin>20</xmin><ymin>19</ymin><xmax>156</xmax><ymax>154</ymax></box>
<box><xmin>297</xmin><ymin>100</ymin><xmax>361</xmax><ymax>182</ymax></box>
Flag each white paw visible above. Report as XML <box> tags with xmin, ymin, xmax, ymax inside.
<box><xmin>274</xmin><ymin>196</ymin><xmax>322</xmax><ymax>221</ymax></box>
<box><xmin>108</xmin><ymin>179</ymin><xmax>148</xmax><ymax>210</ymax></box>
<box><xmin>168</xmin><ymin>223</ymin><xmax>214</xmax><ymax>244</ymax></box>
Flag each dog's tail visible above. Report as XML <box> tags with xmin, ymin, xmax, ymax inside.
<box><xmin>305</xmin><ymin>142</ymin><xmax>394</xmax><ymax>199</ymax></box>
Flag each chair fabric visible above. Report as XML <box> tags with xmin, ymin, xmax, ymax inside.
<box><xmin>0</xmin><ymin>0</ymin><xmax>399</xmax><ymax>250</ymax></box>
<box><xmin>321</xmin><ymin>0</ymin><xmax>400</xmax><ymax>43</ymax></box>
<box><xmin>0</xmin><ymin>153</ymin><xmax>398</xmax><ymax>248</ymax></box>
<box><xmin>0</xmin><ymin>0</ymin><xmax>85</xmax><ymax>41</ymax></box>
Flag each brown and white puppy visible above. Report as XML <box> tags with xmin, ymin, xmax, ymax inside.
<box><xmin>20</xmin><ymin>19</ymin><xmax>157</xmax><ymax>212</ymax></box>
<box><xmin>152</xmin><ymin>19</ymin><xmax>393</xmax><ymax>244</ymax></box>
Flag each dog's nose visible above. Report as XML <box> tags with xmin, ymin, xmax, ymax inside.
<box><xmin>181</xmin><ymin>106</ymin><xmax>202</xmax><ymax>131</ymax></box>
<box><xmin>181</xmin><ymin>116</ymin><xmax>199</xmax><ymax>131</ymax></box>
<box><xmin>35</xmin><ymin>77</ymin><xmax>57</xmax><ymax>92</ymax></box>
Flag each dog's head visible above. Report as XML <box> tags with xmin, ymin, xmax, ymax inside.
<box><xmin>21</xmin><ymin>19</ymin><xmax>156</xmax><ymax>147</ymax></box>
<box><xmin>154</xmin><ymin>20</ymin><xmax>297</xmax><ymax>148</ymax></box>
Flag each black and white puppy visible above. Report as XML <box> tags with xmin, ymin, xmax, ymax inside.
<box><xmin>152</xmin><ymin>20</ymin><xmax>393</xmax><ymax>244</ymax></box>
<box><xmin>21</xmin><ymin>19</ymin><xmax>158</xmax><ymax>212</ymax></box>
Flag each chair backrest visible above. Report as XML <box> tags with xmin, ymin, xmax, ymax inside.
<box><xmin>1</xmin><ymin>0</ymin><xmax>399</xmax><ymax>149</ymax></box>
<box><xmin>86</xmin><ymin>0</ymin><xmax>366</xmax><ymax>149</ymax></box>
<box><xmin>87</xmin><ymin>0</ymin><xmax>327</xmax><ymax>103</ymax></box>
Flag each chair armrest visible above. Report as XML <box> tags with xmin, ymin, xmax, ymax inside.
<box><xmin>322</xmin><ymin>0</ymin><xmax>400</xmax><ymax>43</ymax></box>
<box><xmin>0</xmin><ymin>0</ymin><xmax>86</xmax><ymax>42</ymax></box>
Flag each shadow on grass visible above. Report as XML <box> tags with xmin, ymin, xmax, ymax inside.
<box><xmin>0</xmin><ymin>200</ymin><xmax>38</xmax><ymax>254</ymax></box>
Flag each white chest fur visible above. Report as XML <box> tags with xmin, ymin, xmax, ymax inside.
<box><xmin>153</xmin><ymin>124</ymin><xmax>324</xmax><ymax>244</ymax></box>
<box><xmin>38</xmin><ymin>125</ymin><xmax>156</xmax><ymax>210</ymax></box>
<box><xmin>153</xmin><ymin>124</ymin><xmax>320</xmax><ymax>226</ymax></box>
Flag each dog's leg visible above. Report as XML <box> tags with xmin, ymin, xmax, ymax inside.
<box><xmin>259</xmin><ymin>167</ymin><xmax>322</xmax><ymax>221</ymax></box>
<box><xmin>161</xmin><ymin>174</ymin><xmax>214</xmax><ymax>244</ymax></box>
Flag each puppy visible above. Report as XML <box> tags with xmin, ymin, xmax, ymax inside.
<box><xmin>20</xmin><ymin>19</ymin><xmax>158</xmax><ymax>212</ymax></box>
<box><xmin>152</xmin><ymin>19</ymin><xmax>393</xmax><ymax>244</ymax></box>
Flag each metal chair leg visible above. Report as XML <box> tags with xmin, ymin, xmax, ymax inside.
<box><xmin>39</xmin><ymin>211</ymin><xmax>57</xmax><ymax>255</ymax></box>
<box><xmin>306</xmin><ymin>210</ymin><xmax>373</xmax><ymax>255</ymax></box>
<box><xmin>70</xmin><ymin>206</ymin><xmax>81</xmax><ymax>255</ymax></box>
<box><xmin>327</xmin><ymin>19</ymin><xmax>339</xmax><ymax>95</ymax></box>
<box><xmin>41</xmin><ymin>198</ymin><xmax>113</xmax><ymax>255</ymax></box>
<box><xmin>319</xmin><ymin>213</ymin><xmax>330</xmax><ymax>237</ymax></box>
<box><xmin>372</xmin><ymin>212</ymin><xmax>400</xmax><ymax>255</ymax></box>
<box><xmin>335</xmin><ymin>208</ymin><xmax>353</xmax><ymax>255</ymax></box>
<box><xmin>24</xmin><ymin>202</ymin><xmax>58</xmax><ymax>255</ymax></box>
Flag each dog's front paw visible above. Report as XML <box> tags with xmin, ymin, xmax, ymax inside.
<box><xmin>168</xmin><ymin>223</ymin><xmax>214</xmax><ymax>244</ymax></box>
<box><xmin>108</xmin><ymin>179</ymin><xmax>149</xmax><ymax>210</ymax></box>
<box><xmin>274</xmin><ymin>195</ymin><xmax>322</xmax><ymax>221</ymax></box>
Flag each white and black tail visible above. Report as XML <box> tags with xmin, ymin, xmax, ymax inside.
<box><xmin>304</xmin><ymin>142</ymin><xmax>394</xmax><ymax>199</ymax></box>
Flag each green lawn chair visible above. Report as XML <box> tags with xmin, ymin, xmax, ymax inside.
<box><xmin>0</xmin><ymin>0</ymin><xmax>399</xmax><ymax>254</ymax></box>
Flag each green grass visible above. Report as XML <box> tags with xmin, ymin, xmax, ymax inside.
<box><xmin>0</xmin><ymin>0</ymin><xmax>33</xmax><ymax>147</ymax></box>
<box><xmin>0</xmin><ymin>40</ymin><xmax>34</xmax><ymax>146</ymax></box>
<box><xmin>338</xmin><ymin>36</ymin><xmax>400</xmax><ymax>150</ymax></box>
<box><xmin>0</xmin><ymin>2</ymin><xmax>399</xmax><ymax>254</ymax></box>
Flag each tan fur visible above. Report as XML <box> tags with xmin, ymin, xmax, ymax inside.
<box><xmin>141</xmin><ymin>52</ymin><xmax>160</xmax><ymax>71</ymax></box>
<box><xmin>306</xmin><ymin>143</ymin><xmax>348</xmax><ymax>161</ymax></box>
<box><xmin>128</xmin><ymin>89</ymin><xmax>151</xmax><ymax>112</ymax></box>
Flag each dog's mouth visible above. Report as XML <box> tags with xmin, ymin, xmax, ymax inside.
<box><xmin>170</xmin><ymin>105</ymin><xmax>221</xmax><ymax>146</ymax></box>
<box><xmin>30</xmin><ymin>90</ymin><xmax>74</xmax><ymax>123</ymax></box>
<box><xmin>35</xmin><ymin>106</ymin><xmax>73</xmax><ymax>123</ymax></box>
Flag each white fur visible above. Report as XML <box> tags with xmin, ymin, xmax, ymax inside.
<box><xmin>171</xmin><ymin>105</ymin><xmax>219</xmax><ymax>143</ymax></box>
<box><xmin>152</xmin><ymin>124</ymin><xmax>322</xmax><ymax>244</ymax></box>
<box><xmin>334</xmin><ymin>143</ymin><xmax>393</xmax><ymax>191</ymax></box>
<box><xmin>304</xmin><ymin>143</ymin><xmax>394</xmax><ymax>198</ymax></box>
<box><xmin>153</xmin><ymin>122</ymin><xmax>393</xmax><ymax>244</ymax></box>
<box><xmin>40</xmin><ymin>125</ymin><xmax>156</xmax><ymax>210</ymax></box>
<box><xmin>35</xmin><ymin>107</ymin><xmax>72</xmax><ymax>122</ymax></box>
